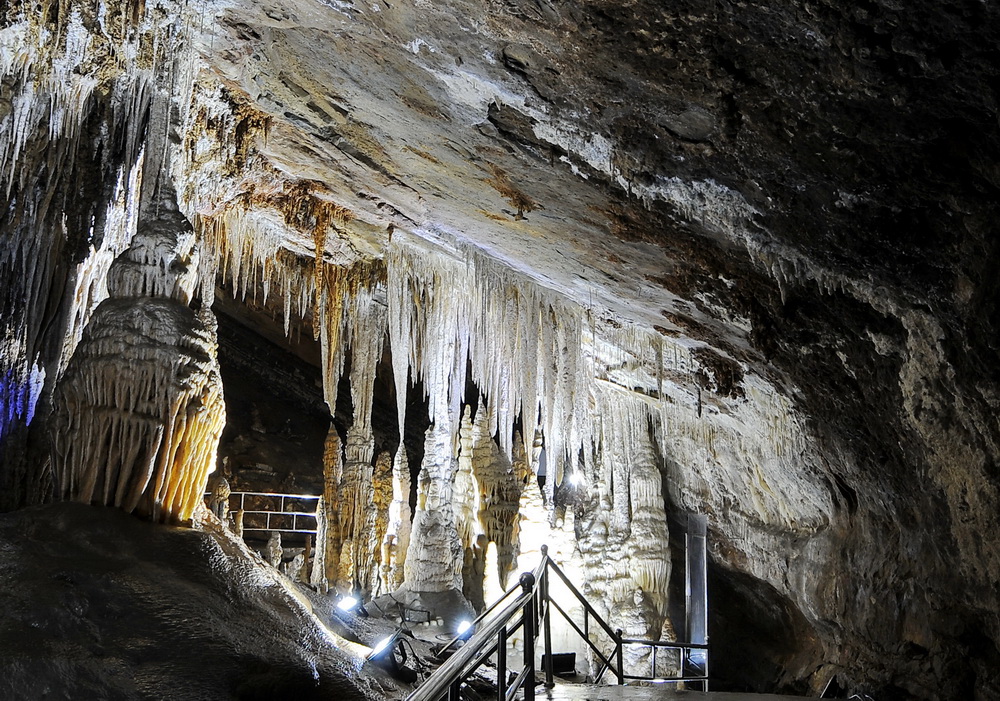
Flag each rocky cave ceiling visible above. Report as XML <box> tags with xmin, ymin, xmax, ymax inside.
<box><xmin>2</xmin><ymin>0</ymin><xmax>1000</xmax><ymax>698</ymax></box>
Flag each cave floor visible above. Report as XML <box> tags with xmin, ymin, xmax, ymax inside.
<box><xmin>539</xmin><ymin>685</ymin><xmax>818</xmax><ymax>700</ymax></box>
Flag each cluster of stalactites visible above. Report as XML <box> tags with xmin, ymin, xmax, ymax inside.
<box><xmin>569</xmin><ymin>385</ymin><xmax>672</xmax><ymax>668</ymax></box>
<box><xmin>194</xmin><ymin>202</ymin><xmax>603</xmax><ymax>488</ymax></box>
<box><xmin>0</xmin><ymin>7</ymin><xmax>158</xmax><ymax>479</ymax></box>
<box><xmin>182</xmin><ymin>74</ymin><xmax>724</xmax><ymax>492</ymax></box>
<box><xmin>385</xmin><ymin>241</ymin><xmax>595</xmax><ymax>483</ymax></box>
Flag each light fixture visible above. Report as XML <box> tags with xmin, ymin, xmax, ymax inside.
<box><xmin>337</xmin><ymin>595</ymin><xmax>360</xmax><ymax>612</ymax></box>
<box><xmin>368</xmin><ymin>633</ymin><xmax>398</xmax><ymax>661</ymax></box>
<box><xmin>570</xmin><ymin>471</ymin><xmax>584</xmax><ymax>486</ymax></box>
<box><xmin>366</xmin><ymin>629</ymin><xmax>418</xmax><ymax>683</ymax></box>
<box><xmin>456</xmin><ymin>619</ymin><xmax>473</xmax><ymax>638</ymax></box>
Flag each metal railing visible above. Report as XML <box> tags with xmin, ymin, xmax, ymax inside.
<box><xmin>225</xmin><ymin>491</ymin><xmax>320</xmax><ymax>535</ymax></box>
<box><xmin>410</xmin><ymin>560</ymin><xmax>547</xmax><ymax>701</ymax></box>
<box><xmin>408</xmin><ymin>545</ymin><xmax>708</xmax><ymax>701</ymax></box>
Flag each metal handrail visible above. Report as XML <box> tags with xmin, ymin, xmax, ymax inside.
<box><xmin>222</xmin><ymin>491</ymin><xmax>321</xmax><ymax>535</ymax></box>
<box><xmin>407</xmin><ymin>544</ymin><xmax>709</xmax><ymax>700</ymax></box>
<box><xmin>409</xmin><ymin>557</ymin><xmax>547</xmax><ymax>701</ymax></box>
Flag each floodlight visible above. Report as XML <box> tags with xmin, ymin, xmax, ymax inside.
<box><xmin>337</xmin><ymin>595</ymin><xmax>360</xmax><ymax>612</ymax></box>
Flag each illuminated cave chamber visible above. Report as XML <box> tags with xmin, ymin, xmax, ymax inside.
<box><xmin>199</xmin><ymin>215</ymin><xmax>805</xmax><ymax>686</ymax></box>
<box><xmin>5</xmin><ymin>0</ymin><xmax>1000</xmax><ymax>698</ymax></box>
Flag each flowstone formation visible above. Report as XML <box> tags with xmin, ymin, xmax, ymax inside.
<box><xmin>51</xmin><ymin>198</ymin><xmax>226</xmax><ymax>524</ymax></box>
<box><xmin>3</xmin><ymin>0</ymin><xmax>1000</xmax><ymax>698</ymax></box>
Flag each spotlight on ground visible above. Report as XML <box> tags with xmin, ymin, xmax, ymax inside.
<box><xmin>366</xmin><ymin>629</ymin><xmax>418</xmax><ymax>683</ymax></box>
<box><xmin>368</xmin><ymin>633</ymin><xmax>398</xmax><ymax>661</ymax></box>
<box><xmin>337</xmin><ymin>596</ymin><xmax>360</xmax><ymax>612</ymax></box>
<box><xmin>457</xmin><ymin>619</ymin><xmax>473</xmax><ymax>638</ymax></box>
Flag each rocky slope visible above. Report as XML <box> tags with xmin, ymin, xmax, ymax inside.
<box><xmin>0</xmin><ymin>502</ymin><xmax>392</xmax><ymax>700</ymax></box>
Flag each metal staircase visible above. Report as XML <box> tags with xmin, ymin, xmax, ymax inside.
<box><xmin>408</xmin><ymin>538</ymin><xmax>709</xmax><ymax>701</ymax></box>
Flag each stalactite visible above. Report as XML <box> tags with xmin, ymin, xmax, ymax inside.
<box><xmin>346</xmin><ymin>290</ymin><xmax>387</xmax><ymax>447</ymax></box>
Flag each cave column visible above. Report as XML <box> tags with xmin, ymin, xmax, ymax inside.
<box><xmin>334</xmin><ymin>290</ymin><xmax>385</xmax><ymax>595</ymax></box>
<box><xmin>313</xmin><ymin>427</ymin><xmax>342</xmax><ymax>590</ymax></box>
<box><xmin>338</xmin><ymin>425</ymin><xmax>374</xmax><ymax>592</ymax></box>
<box><xmin>454</xmin><ymin>405</ymin><xmax>486</xmax><ymax>610</ymax></box>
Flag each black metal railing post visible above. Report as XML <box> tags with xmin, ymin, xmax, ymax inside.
<box><xmin>520</xmin><ymin>572</ymin><xmax>536</xmax><ymax>701</ymax></box>
<box><xmin>540</xmin><ymin>546</ymin><xmax>553</xmax><ymax>688</ymax></box>
<box><xmin>615</xmin><ymin>628</ymin><xmax>624</xmax><ymax>684</ymax></box>
<box><xmin>497</xmin><ymin>626</ymin><xmax>507</xmax><ymax>701</ymax></box>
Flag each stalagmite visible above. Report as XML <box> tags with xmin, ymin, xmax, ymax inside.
<box><xmin>511</xmin><ymin>430</ymin><xmax>548</xmax><ymax>574</ymax></box>
<box><xmin>383</xmin><ymin>447</ymin><xmax>412</xmax><ymax>591</ymax></box>
<box><xmin>454</xmin><ymin>406</ymin><xmax>482</xmax><ymax>552</ymax></box>
<box><xmin>403</xmin><ymin>419</ymin><xmax>463</xmax><ymax>593</ymax></box>
<box><xmin>266</xmin><ymin>532</ymin><xmax>283</xmax><ymax>569</ymax></box>
<box><xmin>455</xmin><ymin>406</ymin><xmax>486</xmax><ymax>610</ymax></box>
<box><xmin>470</xmin><ymin>403</ymin><xmax>522</xmax><ymax>589</ymax></box>
<box><xmin>314</xmin><ymin>427</ymin><xmax>343</xmax><ymax>590</ymax></box>
<box><xmin>369</xmin><ymin>450</ymin><xmax>394</xmax><ymax>598</ymax></box>
<box><xmin>50</xmin><ymin>199</ymin><xmax>225</xmax><ymax>524</ymax></box>
<box><xmin>0</xmin><ymin>5</ymin><xmax>162</xmax><ymax>506</ymax></box>
<box><xmin>339</xmin><ymin>425</ymin><xmax>375</xmax><ymax>593</ymax></box>
<box><xmin>626</xmin><ymin>431</ymin><xmax>671</xmax><ymax>623</ymax></box>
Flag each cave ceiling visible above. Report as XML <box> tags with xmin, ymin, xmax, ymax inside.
<box><xmin>181</xmin><ymin>0</ymin><xmax>1000</xmax><ymax>395</ymax></box>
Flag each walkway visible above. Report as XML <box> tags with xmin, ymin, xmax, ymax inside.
<box><xmin>540</xmin><ymin>685</ymin><xmax>818</xmax><ymax>701</ymax></box>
